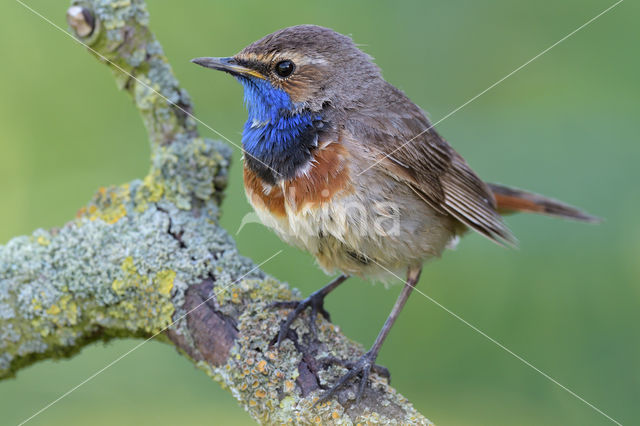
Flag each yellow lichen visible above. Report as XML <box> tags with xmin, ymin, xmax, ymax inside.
<box><xmin>154</xmin><ymin>270</ymin><xmax>175</xmax><ymax>295</ymax></box>
<box><xmin>31</xmin><ymin>298</ymin><xmax>42</xmax><ymax>311</ymax></box>
<box><xmin>284</xmin><ymin>380</ymin><xmax>295</xmax><ymax>393</ymax></box>
<box><xmin>81</xmin><ymin>184</ymin><xmax>131</xmax><ymax>224</ymax></box>
<box><xmin>46</xmin><ymin>304</ymin><xmax>61</xmax><ymax>315</ymax></box>
<box><xmin>111</xmin><ymin>256</ymin><xmax>149</xmax><ymax>295</ymax></box>
<box><xmin>36</xmin><ymin>236</ymin><xmax>50</xmax><ymax>246</ymax></box>
<box><xmin>159</xmin><ymin>302</ymin><xmax>174</xmax><ymax>318</ymax></box>
<box><xmin>112</xmin><ymin>279</ymin><xmax>126</xmax><ymax>295</ymax></box>
<box><xmin>66</xmin><ymin>301</ymin><xmax>78</xmax><ymax>325</ymax></box>
<box><xmin>121</xmin><ymin>256</ymin><xmax>136</xmax><ymax>274</ymax></box>
<box><xmin>135</xmin><ymin>172</ymin><xmax>165</xmax><ymax>212</ymax></box>
<box><xmin>111</xmin><ymin>0</ymin><xmax>132</xmax><ymax>8</ymax></box>
<box><xmin>105</xmin><ymin>256</ymin><xmax>176</xmax><ymax>334</ymax></box>
<box><xmin>103</xmin><ymin>204</ymin><xmax>127</xmax><ymax>224</ymax></box>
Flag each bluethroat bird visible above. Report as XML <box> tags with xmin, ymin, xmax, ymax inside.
<box><xmin>192</xmin><ymin>25</ymin><xmax>598</xmax><ymax>403</ymax></box>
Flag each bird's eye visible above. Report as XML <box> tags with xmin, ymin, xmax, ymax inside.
<box><xmin>274</xmin><ymin>60</ymin><xmax>295</xmax><ymax>78</ymax></box>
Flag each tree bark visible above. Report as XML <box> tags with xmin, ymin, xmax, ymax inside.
<box><xmin>0</xmin><ymin>1</ymin><xmax>432</xmax><ymax>424</ymax></box>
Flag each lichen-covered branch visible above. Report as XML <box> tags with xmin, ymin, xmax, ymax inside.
<box><xmin>0</xmin><ymin>1</ymin><xmax>432</xmax><ymax>424</ymax></box>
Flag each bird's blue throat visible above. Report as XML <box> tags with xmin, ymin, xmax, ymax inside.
<box><xmin>237</xmin><ymin>76</ymin><xmax>320</xmax><ymax>184</ymax></box>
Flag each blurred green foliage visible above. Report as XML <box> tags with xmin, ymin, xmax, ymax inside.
<box><xmin>1</xmin><ymin>0</ymin><xmax>638</xmax><ymax>424</ymax></box>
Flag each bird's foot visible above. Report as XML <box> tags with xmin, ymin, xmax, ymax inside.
<box><xmin>315</xmin><ymin>351</ymin><xmax>390</xmax><ymax>405</ymax></box>
<box><xmin>270</xmin><ymin>289</ymin><xmax>331</xmax><ymax>346</ymax></box>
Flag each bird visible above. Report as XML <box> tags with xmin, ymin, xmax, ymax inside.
<box><xmin>191</xmin><ymin>24</ymin><xmax>598</xmax><ymax>403</ymax></box>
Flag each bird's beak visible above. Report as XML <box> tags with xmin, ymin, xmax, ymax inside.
<box><xmin>190</xmin><ymin>57</ymin><xmax>265</xmax><ymax>79</ymax></box>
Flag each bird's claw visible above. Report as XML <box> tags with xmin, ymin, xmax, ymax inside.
<box><xmin>270</xmin><ymin>290</ymin><xmax>331</xmax><ymax>346</ymax></box>
<box><xmin>315</xmin><ymin>351</ymin><xmax>389</xmax><ymax>406</ymax></box>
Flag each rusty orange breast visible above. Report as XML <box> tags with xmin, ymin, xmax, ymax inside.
<box><xmin>283</xmin><ymin>141</ymin><xmax>353</xmax><ymax>213</ymax></box>
<box><xmin>243</xmin><ymin>141</ymin><xmax>353</xmax><ymax>218</ymax></box>
<box><xmin>243</xmin><ymin>167</ymin><xmax>287</xmax><ymax>217</ymax></box>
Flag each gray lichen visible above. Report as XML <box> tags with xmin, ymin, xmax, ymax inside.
<box><xmin>210</xmin><ymin>278</ymin><xmax>430</xmax><ymax>424</ymax></box>
<box><xmin>0</xmin><ymin>0</ymin><xmax>432</xmax><ymax>424</ymax></box>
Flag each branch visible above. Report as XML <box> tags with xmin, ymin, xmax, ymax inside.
<box><xmin>0</xmin><ymin>1</ymin><xmax>432</xmax><ymax>423</ymax></box>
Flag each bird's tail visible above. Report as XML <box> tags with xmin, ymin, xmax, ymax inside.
<box><xmin>488</xmin><ymin>183</ymin><xmax>600</xmax><ymax>223</ymax></box>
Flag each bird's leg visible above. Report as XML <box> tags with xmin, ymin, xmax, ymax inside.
<box><xmin>317</xmin><ymin>266</ymin><xmax>422</xmax><ymax>405</ymax></box>
<box><xmin>271</xmin><ymin>274</ymin><xmax>349</xmax><ymax>345</ymax></box>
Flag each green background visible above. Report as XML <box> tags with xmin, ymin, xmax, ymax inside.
<box><xmin>1</xmin><ymin>0</ymin><xmax>638</xmax><ymax>424</ymax></box>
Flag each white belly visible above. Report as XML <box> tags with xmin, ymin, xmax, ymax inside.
<box><xmin>249</xmin><ymin>178</ymin><xmax>459</xmax><ymax>282</ymax></box>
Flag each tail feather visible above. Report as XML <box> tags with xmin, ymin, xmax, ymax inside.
<box><xmin>488</xmin><ymin>183</ymin><xmax>601</xmax><ymax>223</ymax></box>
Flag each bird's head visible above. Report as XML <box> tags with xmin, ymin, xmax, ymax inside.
<box><xmin>191</xmin><ymin>25</ymin><xmax>381</xmax><ymax>118</ymax></box>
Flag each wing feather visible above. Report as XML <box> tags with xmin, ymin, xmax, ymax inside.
<box><xmin>346</xmin><ymin>82</ymin><xmax>515</xmax><ymax>246</ymax></box>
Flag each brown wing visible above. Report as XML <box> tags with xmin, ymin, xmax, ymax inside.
<box><xmin>346</xmin><ymin>83</ymin><xmax>516</xmax><ymax>246</ymax></box>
